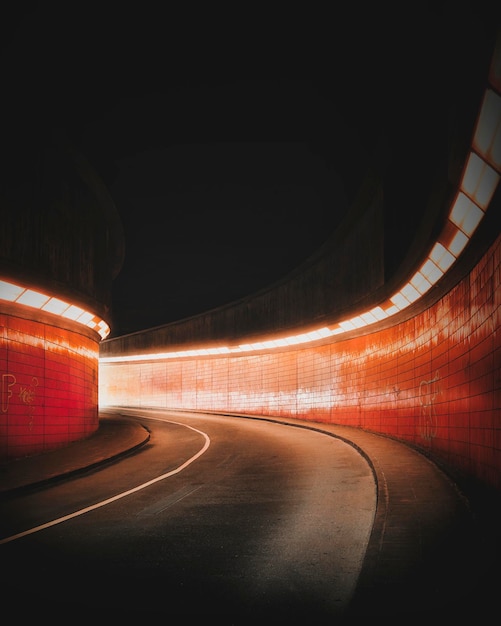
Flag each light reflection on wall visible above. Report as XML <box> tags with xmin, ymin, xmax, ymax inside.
<box><xmin>0</xmin><ymin>315</ymin><xmax>99</xmax><ymax>461</ymax></box>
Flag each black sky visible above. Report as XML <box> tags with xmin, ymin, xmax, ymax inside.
<box><xmin>3</xmin><ymin>3</ymin><xmax>498</xmax><ymax>337</ymax></box>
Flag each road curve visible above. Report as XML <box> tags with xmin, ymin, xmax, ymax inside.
<box><xmin>0</xmin><ymin>409</ymin><xmax>376</xmax><ymax>621</ymax></box>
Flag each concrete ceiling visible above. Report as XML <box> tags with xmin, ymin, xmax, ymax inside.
<box><xmin>2</xmin><ymin>3</ymin><xmax>498</xmax><ymax>336</ymax></box>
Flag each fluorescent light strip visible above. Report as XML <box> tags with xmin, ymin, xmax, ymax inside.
<box><xmin>447</xmin><ymin>230</ymin><xmax>469</xmax><ymax>257</ymax></box>
<box><xmin>449</xmin><ymin>193</ymin><xmax>485</xmax><ymax>236</ymax></box>
<box><xmin>11</xmin><ymin>39</ymin><xmax>501</xmax><ymax>362</ymax></box>
<box><xmin>16</xmin><ymin>289</ymin><xmax>50</xmax><ymax>308</ymax></box>
<box><xmin>0</xmin><ymin>280</ymin><xmax>111</xmax><ymax>340</ymax></box>
<box><xmin>462</xmin><ymin>152</ymin><xmax>499</xmax><ymax>208</ymax></box>
<box><xmin>101</xmin><ymin>45</ymin><xmax>501</xmax><ymax>364</ymax></box>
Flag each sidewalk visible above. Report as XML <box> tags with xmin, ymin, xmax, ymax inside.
<box><xmin>247</xmin><ymin>414</ymin><xmax>501</xmax><ymax>618</ymax></box>
<box><xmin>0</xmin><ymin>410</ymin><xmax>499</xmax><ymax>618</ymax></box>
<box><xmin>0</xmin><ymin>415</ymin><xmax>150</xmax><ymax>495</ymax></box>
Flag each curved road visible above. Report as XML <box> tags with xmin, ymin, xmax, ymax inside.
<box><xmin>0</xmin><ymin>409</ymin><xmax>376</xmax><ymax>620</ymax></box>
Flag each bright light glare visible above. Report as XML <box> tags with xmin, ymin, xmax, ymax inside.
<box><xmin>16</xmin><ymin>289</ymin><xmax>50</xmax><ymax>308</ymax></box>
<box><xmin>61</xmin><ymin>305</ymin><xmax>85</xmax><ymax>320</ymax></box>
<box><xmin>77</xmin><ymin>311</ymin><xmax>94</xmax><ymax>324</ymax></box>
<box><xmin>449</xmin><ymin>193</ymin><xmax>484</xmax><ymax>236</ymax></box>
<box><xmin>390</xmin><ymin>292</ymin><xmax>411</xmax><ymax>310</ymax></box>
<box><xmin>420</xmin><ymin>259</ymin><xmax>443</xmax><ymax>284</ymax></box>
<box><xmin>384</xmin><ymin>304</ymin><xmax>399</xmax><ymax>317</ymax></box>
<box><xmin>430</xmin><ymin>243</ymin><xmax>456</xmax><ymax>272</ymax></box>
<box><xmin>97</xmin><ymin>321</ymin><xmax>111</xmax><ymax>338</ymax></box>
<box><xmin>8</xmin><ymin>36</ymin><xmax>501</xmax><ymax>360</ymax></box>
<box><xmin>0</xmin><ymin>280</ymin><xmax>111</xmax><ymax>339</ymax></box>
<box><xmin>400</xmin><ymin>282</ymin><xmax>420</xmax><ymax>303</ymax></box>
<box><xmin>0</xmin><ymin>280</ymin><xmax>24</xmax><ymax>301</ymax></box>
<box><xmin>447</xmin><ymin>229</ymin><xmax>469</xmax><ymax>257</ymax></box>
<box><xmin>410</xmin><ymin>271</ymin><xmax>432</xmax><ymax>294</ymax></box>
<box><xmin>346</xmin><ymin>316</ymin><xmax>367</xmax><ymax>329</ymax></box>
<box><xmin>360</xmin><ymin>311</ymin><xmax>380</xmax><ymax>324</ymax></box>
<box><xmin>368</xmin><ymin>306</ymin><xmax>388</xmax><ymax>320</ymax></box>
<box><xmin>462</xmin><ymin>152</ymin><xmax>499</xmax><ymax>209</ymax></box>
<box><xmin>42</xmin><ymin>297</ymin><xmax>70</xmax><ymax>314</ymax></box>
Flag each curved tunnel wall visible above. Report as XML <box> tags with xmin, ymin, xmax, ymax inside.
<box><xmin>100</xmin><ymin>31</ymin><xmax>501</xmax><ymax>493</ymax></box>
<box><xmin>0</xmin><ymin>314</ymin><xmax>99</xmax><ymax>461</ymax></box>
<box><xmin>100</xmin><ymin>229</ymin><xmax>500</xmax><ymax>491</ymax></box>
<box><xmin>0</xmin><ymin>132</ymin><xmax>124</xmax><ymax>462</ymax></box>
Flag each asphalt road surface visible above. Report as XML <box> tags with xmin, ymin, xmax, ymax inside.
<box><xmin>0</xmin><ymin>409</ymin><xmax>376</xmax><ymax>621</ymax></box>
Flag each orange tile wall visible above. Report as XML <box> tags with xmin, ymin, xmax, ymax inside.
<box><xmin>100</xmin><ymin>234</ymin><xmax>501</xmax><ymax>491</ymax></box>
<box><xmin>0</xmin><ymin>315</ymin><xmax>99</xmax><ymax>461</ymax></box>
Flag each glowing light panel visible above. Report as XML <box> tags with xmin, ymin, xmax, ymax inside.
<box><xmin>16</xmin><ymin>289</ymin><xmax>50</xmax><ymax>307</ymax></box>
<box><xmin>462</xmin><ymin>152</ymin><xmax>500</xmax><ymax>209</ymax></box>
<box><xmin>450</xmin><ymin>193</ymin><xmax>485</xmax><ymax>236</ymax></box>
<box><xmin>42</xmin><ymin>297</ymin><xmax>71</xmax><ymax>314</ymax></box>
<box><xmin>0</xmin><ymin>281</ymin><xmax>111</xmax><ymax>339</ymax></box>
<box><xmin>0</xmin><ymin>280</ymin><xmax>24</xmax><ymax>301</ymax></box>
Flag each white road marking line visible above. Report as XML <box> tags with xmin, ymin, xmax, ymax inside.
<box><xmin>0</xmin><ymin>420</ymin><xmax>210</xmax><ymax>545</ymax></box>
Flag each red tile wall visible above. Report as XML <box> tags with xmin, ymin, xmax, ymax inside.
<box><xmin>100</xmin><ymin>234</ymin><xmax>501</xmax><ymax>491</ymax></box>
<box><xmin>0</xmin><ymin>316</ymin><xmax>99</xmax><ymax>461</ymax></box>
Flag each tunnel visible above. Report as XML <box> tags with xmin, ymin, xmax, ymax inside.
<box><xmin>0</xmin><ymin>14</ymin><xmax>500</xmax><ymax>622</ymax></box>
<box><xmin>98</xmin><ymin>31</ymin><xmax>501</xmax><ymax>495</ymax></box>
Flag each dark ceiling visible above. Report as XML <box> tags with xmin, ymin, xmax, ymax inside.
<box><xmin>2</xmin><ymin>3</ymin><xmax>498</xmax><ymax>336</ymax></box>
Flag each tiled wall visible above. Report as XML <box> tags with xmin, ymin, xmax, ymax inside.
<box><xmin>0</xmin><ymin>315</ymin><xmax>99</xmax><ymax>461</ymax></box>
<box><xmin>100</xmin><ymin>233</ymin><xmax>501</xmax><ymax>491</ymax></box>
